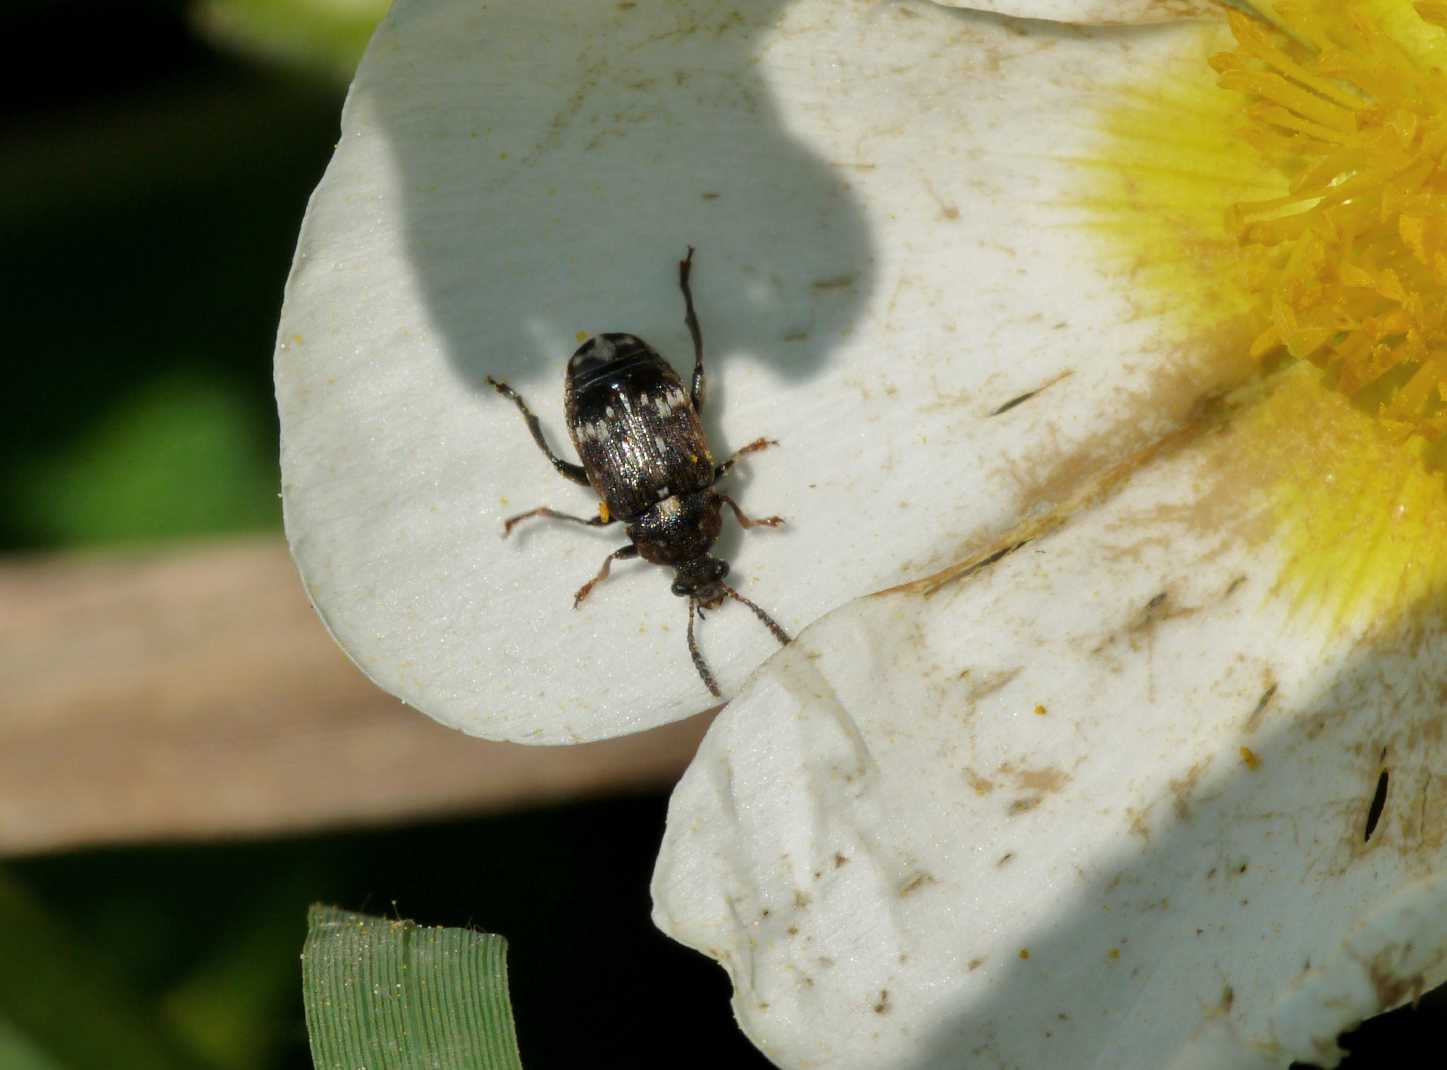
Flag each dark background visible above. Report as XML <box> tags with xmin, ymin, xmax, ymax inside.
<box><xmin>0</xmin><ymin>1</ymin><xmax>1437</xmax><ymax>1067</ymax></box>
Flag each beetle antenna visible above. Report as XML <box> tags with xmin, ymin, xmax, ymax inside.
<box><xmin>720</xmin><ymin>582</ymin><xmax>791</xmax><ymax>646</ymax></box>
<box><xmin>687</xmin><ymin>597</ymin><xmax>722</xmax><ymax>698</ymax></box>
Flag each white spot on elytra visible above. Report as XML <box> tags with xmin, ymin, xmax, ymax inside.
<box><xmin>654</xmin><ymin>434</ymin><xmax>668</xmax><ymax>451</ymax></box>
<box><xmin>605</xmin><ymin>406</ymin><xmax>615</xmax><ymax>418</ymax></box>
<box><xmin>659</xmin><ymin>492</ymin><xmax>680</xmax><ymax>511</ymax></box>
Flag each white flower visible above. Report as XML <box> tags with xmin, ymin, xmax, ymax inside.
<box><xmin>277</xmin><ymin>0</ymin><xmax>1447</xmax><ymax>1065</ymax></box>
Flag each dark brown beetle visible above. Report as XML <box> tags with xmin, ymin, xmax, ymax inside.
<box><xmin>486</xmin><ymin>248</ymin><xmax>789</xmax><ymax>696</ymax></box>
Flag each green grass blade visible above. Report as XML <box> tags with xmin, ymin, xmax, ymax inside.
<box><xmin>302</xmin><ymin>905</ymin><xmax>523</xmax><ymax>1070</ymax></box>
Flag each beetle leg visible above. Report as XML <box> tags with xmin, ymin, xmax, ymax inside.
<box><xmin>501</xmin><ymin>505</ymin><xmax>617</xmax><ymax>537</ymax></box>
<box><xmin>719</xmin><ymin>493</ymin><xmax>784</xmax><ymax>530</ymax></box>
<box><xmin>573</xmin><ymin>544</ymin><xmax>639</xmax><ymax>609</ymax></box>
<box><xmin>486</xmin><ymin>375</ymin><xmax>590</xmax><ymax>487</ymax></box>
<box><xmin>687</xmin><ymin>597</ymin><xmax>723</xmax><ymax>698</ymax></box>
<box><xmin>714</xmin><ymin>437</ymin><xmax>778</xmax><ymax>480</ymax></box>
<box><xmin>679</xmin><ymin>246</ymin><xmax>706</xmax><ymax>412</ymax></box>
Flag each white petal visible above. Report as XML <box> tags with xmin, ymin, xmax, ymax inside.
<box><xmin>653</xmin><ymin>382</ymin><xmax>1447</xmax><ymax>1069</ymax></box>
<box><xmin>276</xmin><ymin>1</ymin><xmax>1229</xmax><ymax>741</ymax></box>
<box><xmin>938</xmin><ymin>0</ymin><xmax>1221</xmax><ymax>24</ymax></box>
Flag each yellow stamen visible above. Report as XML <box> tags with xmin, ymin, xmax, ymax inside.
<box><xmin>1083</xmin><ymin>1</ymin><xmax>1447</xmax><ymax>630</ymax></box>
<box><xmin>1220</xmin><ymin>3</ymin><xmax>1447</xmax><ymax>443</ymax></box>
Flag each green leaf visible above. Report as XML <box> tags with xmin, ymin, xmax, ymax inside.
<box><xmin>193</xmin><ymin>0</ymin><xmax>386</xmax><ymax>82</ymax></box>
<box><xmin>0</xmin><ymin>875</ymin><xmax>210</xmax><ymax>1070</ymax></box>
<box><xmin>10</xmin><ymin>373</ymin><xmax>280</xmax><ymax>547</ymax></box>
<box><xmin>302</xmin><ymin>905</ymin><xmax>524</xmax><ymax>1070</ymax></box>
<box><xmin>0</xmin><ymin>1017</ymin><xmax>67</xmax><ymax>1070</ymax></box>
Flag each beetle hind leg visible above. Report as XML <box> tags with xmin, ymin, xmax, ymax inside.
<box><xmin>486</xmin><ymin>375</ymin><xmax>591</xmax><ymax>487</ymax></box>
<box><xmin>679</xmin><ymin>247</ymin><xmax>707</xmax><ymax>413</ymax></box>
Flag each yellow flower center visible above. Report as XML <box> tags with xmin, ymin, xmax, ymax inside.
<box><xmin>1082</xmin><ymin>1</ymin><xmax>1447</xmax><ymax>632</ymax></box>
<box><xmin>1218</xmin><ymin>2</ymin><xmax>1447</xmax><ymax>441</ymax></box>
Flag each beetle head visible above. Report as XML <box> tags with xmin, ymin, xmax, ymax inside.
<box><xmin>672</xmin><ymin>557</ymin><xmax>729</xmax><ymax>605</ymax></box>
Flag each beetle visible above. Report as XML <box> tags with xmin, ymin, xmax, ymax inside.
<box><xmin>486</xmin><ymin>247</ymin><xmax>789</xmax><ymax>697</ymax></box>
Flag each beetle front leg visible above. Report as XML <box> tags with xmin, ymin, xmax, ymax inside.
<box><xmin>679</xmin><ymin>247</ymin><xmax>706</xmax><ymax>412</ymax></box>
<box><xmin>719</xmin><ymin>494</ymin><xmax>784</xmax><ymax>529</ymax></box>
<box><xmin>486</xmin><ymin>375</ymin><xmax>591</xmax><ymax>487</ymax></box>
<box><xmin>501</xmin><ymin>505</ymin><xmax>616</xmax><ymax>537</ymax></box>
<box><xmin>714</xmin><ymin>437</ymin><xmax>778</xmax><ymax>480</ymax></box>
<box><xmin>573</xmin><ymin>544</ymin><xmax>639</xmax><ymax>608</ymax></box>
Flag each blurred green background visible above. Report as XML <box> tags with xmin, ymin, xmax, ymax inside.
<box><xmin>4</xmin><ymin>0</ymin><xmax>327</xmax><ymax>549</ymax></box>
<box><xmin>0</xmin><ymin>1</ymin><xmax>1438</xmax><ymax>1067</ymax></box>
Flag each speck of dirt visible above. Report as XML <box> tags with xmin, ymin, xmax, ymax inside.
<box><xmin>900</xmin><ymin>872</ymin><xmax>936</xmax><ymax>897</ymax></box>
